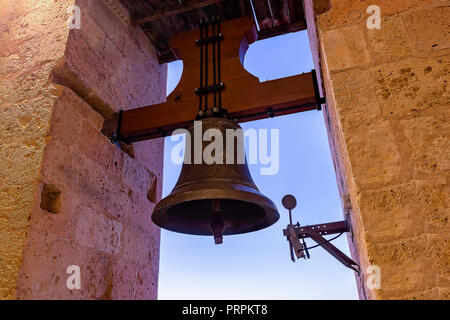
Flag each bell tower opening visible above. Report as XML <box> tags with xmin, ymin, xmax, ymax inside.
<box><xmin>3</xmin><ymin>0</ymin><xmax>447</xmax><ymax>302</ymax></box>
<box><xmin>159</xmin><ymin>31</ymin><xmax>359</xmax><ymax>300</ymax></box>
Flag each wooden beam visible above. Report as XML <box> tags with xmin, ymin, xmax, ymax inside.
<box><xmin>133</xmin><ymin>0</ymin><xmax>225</xmax><ymax>25</ymax></box>
<box><xmin>118</xmin><ymin>17</ymin><xmax>319</xmax><ymax>143</ymax></box>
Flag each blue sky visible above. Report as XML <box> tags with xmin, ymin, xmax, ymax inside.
<box><xmin>158</xmin><ymin>31</ymin><xmax>359</xmax><ymax>299</ymax></box>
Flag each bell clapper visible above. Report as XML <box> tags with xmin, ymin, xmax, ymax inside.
<box><xmin>210</xmin><ymin>199</ymin><xmax>224</xmax><ymax>245</ymax></box>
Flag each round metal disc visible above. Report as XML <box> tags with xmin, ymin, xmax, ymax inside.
<box><xmin>282</xmin><ymin>194</ymin><xmax>297</xmax><ymax>210</ymax></box>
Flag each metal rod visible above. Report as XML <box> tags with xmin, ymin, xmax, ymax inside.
<box><xmin>312</xmin><ymin>69</ymin><xmax>324</xmax><ymax>110</ymax></box>
<box><xmin>217</xmin><ymin>18</ymin><xmax>222</xmax><ymax>109</ymax></box>
<box><xmin>266</xmin><ymin>0</ymin><xmax>275</xmax><ymax>28</ymax></box>
<box><xmin>212</xmin><ymin>17</ymin><xmax>217</xmax><ymax>110</ymax></box>
<box><xmin>308</xmin><ymin>232</ymin><xmax>359</xmax><ymax>273</ymax></box>
<box><xmin>198</xmin><ymin>21</ymin><xmax>204</xmax><ymax>112</ymax></box>
<box><xmin>249</xmin><ymin>0</ymin><xmax>260</xmax><ymax>31</ymax></box>
<box><xmin>116</xmin><ymin>110</ymin><xmax>123</xmax><ymax>139</ymax></box>
<box><xmin>204</xmin><ymin>19</ymin><xmax>209</xmax><ymax>111</ymax></box>
<box><xmin>283</xmin><ymin>220</ymin><xmax>350</xmax><ymax>238</ymax></box>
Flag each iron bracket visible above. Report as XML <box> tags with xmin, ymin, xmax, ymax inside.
<box><xmin>283</xmin><ymin>216</ymin><xmax>359</xmax><ymax>273</ymax></box>
<box><xmin>195</xmin><ymin>34</ymin><xmax>224</xmax><ymax>46</ymax></box>
<box><xmin>110</xmin><ymin>110</ymin><xmax>130</xmax><ymax>145</ymax></box>
<box><xmin>311</xmin><ymin>69</ymin><xmax>326</xmax><ymax>110</ymax></box>
<box><xmin>195</xmin><ymin>82</ymin><xmax>226</xmax><ymax>95</ymax></box>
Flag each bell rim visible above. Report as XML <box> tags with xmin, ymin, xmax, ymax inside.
<box><xmin>152</xmin><ymin>187</ymin><xmax>279</xmax><ymax>236</ymax></box>
<box><xmin>152</xmin><ymin>117</ymin><xmax>278</xmax><ymax>237</ymax></box>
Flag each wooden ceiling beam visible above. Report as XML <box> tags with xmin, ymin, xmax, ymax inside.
<box><xmin>133</xmin><ymin>0</ymin><xmax>225</xmax><ymax>25</ymax></box>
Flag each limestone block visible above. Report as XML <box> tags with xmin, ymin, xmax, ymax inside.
<box><xmin>357</xmin><ymin>180</ymin><xmax>448</xmax><ymax>238</ymax></box>
<box><xmin>317</xmin><ymin>0</ymin><xmax>450</xmax><ymax>301</ymax></box>
<box><xmin>60</xmin><ymin>2</ymin><xmax>167</xmax><ymax>116</ymax></box>
<box><xmin>119</xmin><ymin>225</ymin><xmax>154</xmax><ymax>264</ymax></box>
<box><xmin>366</xmin><ymin>15</ymin><xmax>412</xmax><ymax>63</ymax></box>
<box><xmin>107</xmin><ymin>258</ymin><xmax>159</xmax><ymax>300</ymax></box>
<box><xmin>372</xmin><ymin>261</ymin><xmax>449</xmax><ymax>300</ymax></box>
<box><xmin>367</xmin><ymin>233</ymin><xmax>449</xmax><ymax>280</ymax></box>
<box><xmin>107</xmin><ymin>259</ymin><xmax>137</xmax><ymax>299</ymax></box>
<box><xmin>15</xmin><ymin>230</ymin><xmax>85</xmax><ymax>299</ymax></box>
<box><xmin>71</xmin><ymin>158</ymin><xmax>123</xmax><ymax>214</ymax></box>
<box><xmin>40</xmin><ymin>141</ymin><xmax>80</xmax><ymax>195</ymax></box>
<box><xmin>398</xmin><ymin>287</ymin><xmax>450</xmax><ymax>300</ymax></box>
<box><xmin>317</xmin><ymin>0</ymin><xmax>448</xmax><ymax>31</ymax></box>
<box><xmin>134</xmin><ymin>261</ymin><xmax>158</xmax><ymax>300</ymax></box>
<box><xmin>49</xmin><ymin>99</ymin><xmax>84</xmax><ymax>147</ymax></box>
<box><xmin>16</xmin><ymin>231</ymin><xmax>114</xmax><ymax>299</ymax></box>
<box><xmin>371</xmin><ymin>57</ymin><xmax>449</xmax><ymax>118</ymax></box>
<box><xmin>2</xmin><ymin>0</ymin><xmax>166</xmax><ymax>300</ymax></box>
<box><xmin>75</xmin><ymin>206</ymin><xmax>124</xmax><ymax>255</ymax></box>
<box><xmin>344</xmin><ymin>120</ymin><xmax>402</xmax><ymax>188</ymax></box>
<box><xmin>322</xmin><ymin>24</ymin><xmax>371</xmax><ymax>71</ymax></box>
<box><xmin>0</xmin><ymin>228</ymin><xmax>28</xmax><ymax>299</ymax></box>
<box><xmin>78</xmin><ymin>250</ymin><xmax>111</xmax><ymax>300</ymax></box>
<box><xmin>122</xmin><ymin>153</ymin><xmax>156</xmax><ymax>197</ymax></box>
<box><xmin>400</xmin><ymin>115</ymin><xmax>450</xmax><ymax>174</ymax></box>
<box><xmin>358</xmin><ymin>180</ymin><xmax>448</xmax><ymax>212</ymax></box>
<box><xmin>0</xmin><ymin>0</ymin><xmax>75</xmax><ymax>299</ymax></box>
<box><xmin>76</xmin><ymin>0</ymin><xmax>127</xmax><ymax>52</ymax></box>
<box><xmin>0</xmin><ymin>1</ymin><xmax>13</xmax><ymax>33</ymax></box>
<box><xmin>78</xmin><ymin>121</ymin><xmax>117</xmax><ymax>166</ymax></box>
<box><xmin>402</xmin><ymin>5</ymin><xmax>450</xmax><ymax>54</ymax></box>
<box><xmin>60</xmin><ymin>89</ymin><xmax>104</xmax><ymax>131</ymax></box>
<box><xmin>121</xmin><ymin>189</ymin><xmax>159</xmax><ymax>231</ymax></box>
<box><xmin>329</xmin><ymin>69</ymin><xmax>382</xmax><ymax>130</ymax></box>
<box><xmin>31</xmin><ymin>193</ymin><xmax>80</xmax><ymax>242</ymax></box>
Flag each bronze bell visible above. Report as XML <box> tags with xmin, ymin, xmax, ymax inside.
<box><xmin>152</xmin><ymin>117</ymin><xmax>279</xmax><ymax>244</ymax></box>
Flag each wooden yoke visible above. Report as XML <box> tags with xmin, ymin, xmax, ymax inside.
<box><xmin>117</xmin><ymin>17</ymin><xmax>320</xmax><ymax>143</ymax></box>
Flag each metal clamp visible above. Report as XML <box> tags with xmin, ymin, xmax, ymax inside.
<box><xmin>282</xmin><ymin>194</ymin><xmax>359</xmax><ymax>273</ymax></box>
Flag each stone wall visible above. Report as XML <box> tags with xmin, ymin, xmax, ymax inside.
<box><xmin>311</xmin><ymin>0</ymin><xmax>449</xmax><ymax>299</ymax></box>
<box><xmin>0</xmin><ymin>0</ymin><xmax>166</xmax><ymax>299</ymax></box>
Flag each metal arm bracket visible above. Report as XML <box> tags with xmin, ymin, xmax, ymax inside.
<box><xmin>283</xmin><ymin>217</ymin><xmax>359</xmax><ymax>273</ymax></box>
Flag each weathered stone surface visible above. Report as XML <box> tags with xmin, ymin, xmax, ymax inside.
<box><xmin>59</xmin><ymin>0</ymin><xmax>166</xmax><ymax>116</ymax></box>
<box><xmin>0</xmin><ymin>0</ymin><xmax>74</xmax><ymax>300</ymax></box>
<box><xmin>75</xmin><ymin>207</ymin><xmax>124</xmax><ymax>255</ymax></box>
<box><xmin>345</xmin><ymin>120</ymin><xmax>402</xmax><ymax>188</ymax></box>
<box><xmin>317</xmin><ymin>0</ymin><xmax>448</xmax><ymax>31</ymax></box>
<box><xmin>400</xmin><ymin>115</ymin><xmax>450</xmax><ymax>174</ymax></box>
<box><xmin>358</xmin><ymin>180</ymin><xmax>449</xmax><ymax>239</ymax></box>
<box><xmin>366</xmin><ymin>15</ymin><xmax>412</xmax><ymax>63</ymax></box>
<box><xmin>372</xmin><ymin>58</ymin><xmax>449</xmax><ymax>118</ymax></box>
<box><xmin>329</xmin><ymin>69</ymin><xmax>382</xmax><ymax>130</ymax></box>
<box><xmin>1</xmin><ymin>0</ymin><xmax>166</xmax><ymax>300</ymax></box>
<box><xmin>402</xmin><ymin>5</ymin><xmax>450</xmax><ymax>54</ymax></box>
<box><xmin>322</xmin><ymin>24</ymin><xmax>371</xmax><ymax>71</ymax></box>
<box><xmin>316</xmin><ymin>0</ymin><xmax>450</xmax><ymax>299</ymax></box>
